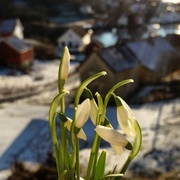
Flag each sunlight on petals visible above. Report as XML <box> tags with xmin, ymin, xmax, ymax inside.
<box><xmin>116</xmin><ymin>97</ymin><xmax>136</xmax><ymax>137</ymax></box>
<box><xmin>76</xmin><ymin>99</ymin><xmax>91</xmax><ymax>128</ymax></box>
<box><xmin>90</xmin><ymin>99</ymin><xmax>98</xmax><ymax>125</ymax></box>
<box><xmin>65</xmin><ymin>118</ymin><xmax>87</xmax><ymax>140</ymax></box>
<box><xmin>110</xmin><ymin>144</ymin><xmax>123</xmax><ymax>155</ymax></box>
<box><xmin>95</xmin><ymin>126</ymin><xmax>128</xmax><ymax>147</ymax></box>
<box><xmin>60</xmin><ymin>46</ymin><xmax>70</xmax><ymax>80</ymax></box>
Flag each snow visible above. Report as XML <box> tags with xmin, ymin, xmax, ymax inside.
<box><xmin>0</xmin><ymin>98</ymin><xmax>179</xmax><ymax>179</ymax></box>
<box><xmin>0</xmin><ymin>60</ymin><xmax>79</xmax><ymax>92</ymax></box>
<box><xmin>0</xmin><ymin>60</ymin><xmax>80</xmax><ymax>105</ymax></box>
<box><xmin>0</xmin><ymin>60</ymin><xmax>179</xmax><ymax>179</ymax></box>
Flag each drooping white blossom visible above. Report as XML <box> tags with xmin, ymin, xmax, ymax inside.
<box><xmin>75</xmin><ymin>99</ymin><xmax>91</xmax><ymax>128</ymax></box>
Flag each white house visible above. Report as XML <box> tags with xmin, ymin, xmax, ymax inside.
<box><xmin>0</xmin><ymin>18</ymin><xmax>24</xmax><ymax>39</ymax></box>
<box><xmin>80</xmin><ymin>5</ymin><xmax>93</xmax><ymax>15</ymax></box>
<box><xmin>57</xmin><ymin>26</ymin><xmax>93</xmax><ymax>52</ymax></box>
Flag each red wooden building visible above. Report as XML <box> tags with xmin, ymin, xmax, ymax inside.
<box><xmin>0</xmin><ymin>36</ymin><xmax>33</xmax><ymax>68</ymax></box>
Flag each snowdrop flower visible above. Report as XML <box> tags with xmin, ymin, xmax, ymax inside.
<box><xmin>115</xmin><ymin>96</ymin><xmax>136</xmax><ymax>137</ymax></box>
<box><xmin>60</xmin><ymin>46</ymin><xmax>70</xmax><ymax>80</ymax></box>
<box><xmin>95</xmin><ymin>126</ymin><xmax>132</xmax><ymax>153</ymax></box>
<box><xmin>65</xmin><ymin>117</ymin><xmax>87</xmax><ymax>140</ymax></box>
<box><xmin>75</xmin><ymin>99</ymin><xmax>91</xmax><ymax>129</ymax></box>
<box><xmin>58</xmin><ymin>46</ymin><xmax>70</xmax><ymax>91</ymax></box>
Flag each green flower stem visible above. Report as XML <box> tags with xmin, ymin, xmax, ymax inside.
<box><xmin>114</xmin><ymin>156</ymin><xmax>132</xmax><ymax>180</ymax></box>
<box><xmin>100</xmin><ymin>79</ymin><xmax>133</xmax><ymax>126</ymax></box>
<box><xmin>76</xmin><ymin>137</ymin><xmax>80</xmax><ymax>180</ymax></box>
<box><xmin>85</xmin><ymin>133</ymin><xmax>101</xmax><ymax>180</ymax></box>
<box><xmin>58</xmin><ymin>92</ymin><xmax>68</xmax><ymax>173</ymax></box>
<box><xmin>74</xmin><ymin>71</ymin><xmax>107</xmax><ymax>107</ymax></box>
<box><xmin>92</xmin><ymin>135</ymin><xmax>101</xmax><ymax>178</ymax></box>
<box><xmin>69</xmin><ymin>109</ymin><xmax>77</xmax><ymax>179</ymax></box>
<box><xmin>115</xmin><ymin>120</ymin><xmax>142</xmax><ymax>180</ymax></box>
<box><xmin>105</xmin><ymin>79</ymin><xmax>133</xmax><ymax>101</ymax></box>
<box><xmin>60</xmin><ymin>122</ymin><xmax>70</xmax><ymax>173</ymax></box>
<box><xmin>54</xmin><ymin>144</ymin><xmax>61</xmax><ymax>179</ymax></box>
<box><xmin>49</xmin><ymin>92</ymin><xmax>68</xmax><ymax>179</ymax></box>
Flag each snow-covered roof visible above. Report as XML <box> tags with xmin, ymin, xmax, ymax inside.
<box><xmin>71</xmin><ymin>26</ymin><xmax>90</xmax><ymax>38</ymax></box>
<box><xmin>150</xmin><ymin>12</ymin><xmax>180</xmax><ymax>24</ymax></box>
<box><xmin>126</xmin><ymin>37</ymin><xmax>175</xmax><ymax>71</ymax></box>
<box><xmin>0</xmin><ymin>19</ymin><xmax>17</xmax><ymax>34</ymax></box>
<box><xmin>98</xmin><ymin>45</ymin><xmax>139</xmax><ymax>73</ymax></box>
<box><xmin>2</xmin><ymin>36</ymin><xmax>32</xmax><ymax>53</ymax></box>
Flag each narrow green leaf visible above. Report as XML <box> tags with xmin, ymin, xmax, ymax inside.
<box><xmin>101</xmin><ymin>173</ymin><xmax>124</xmax><ymax>179</ymax></box>
<box><xmin>59</xmin><ymin>169</ymin><xmax>68</xmax><ymax>180</ymax></box>
<box><xmin>49</xmin><ymin>91</ymin><xmax>68</xmax><ymax>144</ymax></box>
<box><xmin>94</xmin><ymin>150</ymin><xmax>106</xmax><ymax>180</ymax></box>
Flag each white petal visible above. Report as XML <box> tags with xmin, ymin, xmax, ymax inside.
<box><xmin>95</xmin><ymin>126</ymin><xmax>128</xmax><ymax>147</ymax></box>
<box><xmin>61</xmin><ymin>46</ymin><xmax>70</xmax><ymax>80</ymax></box>
<box><xmin>119</xmin><ymin>97</ymin><xmax>135</xmax><ymax>118</ymax></box>
<box><xmin>110</xmin><ymin>144</ymin><xmax>123</xmax><ymax>155</ymax></box>
<box><xmin>64</xmin><ymin>118</ymin><xmax>72</xmax><ymax>131</ymax></box>
<box><xmin>90</xmin><ymin>99</ymin><xmax>98</xmax><ymax>125</ymax></box>
<box><xmin>76</xmin><ymin>99</ymin><xmax>91</xmax><ymax>128</ymax></box>
<box><xmin>117</xmin><ymin>106</ymin><xmax>128</xmax><ymax>128</ymax></box>
<box><xmin>117</xmin><ymin>97</ymin><xmax>136</xmax><ymax>137</ymax></box>
<box><xmin>77</xmin><ymin>129</ymin><xmax>87</xmax><ymax>141</ymax></box>
<box><xmin>64</xmin><ymin>118</ymin><xmax>87</xmax><ymax>140</ymax></box>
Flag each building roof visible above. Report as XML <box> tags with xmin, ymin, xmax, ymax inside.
<box><xmin>1</xmin><ymin>36</ymin><xmax>32</xmax><ymax>53</ymax></box>
<box><xmin>98</xmin><ymin>45</ymin><xmax>139</xmax><ymax>73</ymax></box>
<box><xmin>71</xmin><ymin>26</ymin><xmax>89</xmax><ymax>38</ymax></box>
<box><xmin>126</xmin><ymin>37</ymin><xmax>176</xmax><ymax>71</ymax></box>
<box><xmin>0</xmin><ymin>19</ymin><xmax>18</xmax><ymax>34</ymax></box>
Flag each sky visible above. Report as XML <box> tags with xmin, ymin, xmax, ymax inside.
<box><xmin>162</xmin><ymin>0</ymin><xmax>180</xmax><ymax>3</ymax></box>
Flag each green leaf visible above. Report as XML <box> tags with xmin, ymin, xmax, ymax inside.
<box><xmin>59</xmin><ymin>169</ymin><xmax>68</xmax><ymax>180</ymax></box>
<box><xmin>101</xmin><ymin>173</ymin><xmax>124</xmax><ymax>179</ymax></box>
<box><xmin>49</xmin><ymin>91</ymin><xmax>68</xmax><ymax>144</ymax></box>
<box><xmin>104</xmin><ymin>79</ymin><xmax>133</xmax><ymax>104</ymax></box>
<box><xmin>94</xmin><ymin>150</ymin><xmax>106</xmax><ymax>180</ymax></box>
<box><xmin>74</xmin><ymin>71</ymin><xmax>107</xmax><ymax>106</ymax></box>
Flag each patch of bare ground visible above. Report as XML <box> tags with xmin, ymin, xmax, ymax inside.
<box><xmin>7</xmin><ymin>152</ymin><xmax>180</xmax><ymax>180</ymax></box>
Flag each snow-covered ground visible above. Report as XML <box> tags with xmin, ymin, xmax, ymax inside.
<box><xmin>0</xmin><ymin>60</ymin><xmax>180</xmax><ymax>179</ymax></box>
<box><xmin>0</xmin><ymin>98</ymin><xmax>179</xmax><ymax>179</ymax></box>
<box><xmin>0</xmin><ymin>60</ymin><xmax>80</xmax><ymax>105</ymax></box>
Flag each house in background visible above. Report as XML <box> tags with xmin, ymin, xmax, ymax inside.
<box><xmin>84</xmin><ymin>38</ymin><xmax>103</xmax><ymax>55</ymax></box>
<box><xmin>78</xmin><ymin>44</ymin><xmax>141</xmax><ymax>99</ymax></box>
<box><xmin>0</xmin><ymin>36</ymin><xmax>33</xmax><ymax>69</ymax></box>
<box><xmin>79</xmin><ymin>4</ymin><xmax>94</xmax><ymax>15</ymax></box>
<box><xmin>125</xmin><ymin>36</ymin><xmax>178</xmax><ymax>83</ymax></box>
<box><xmin>57</xmin><ymin>26</ymin><xmax>93</xmax><ymax>53</ymax></box>
<box><xmin>0</xmin><ymin>18</ymin><xmax>24</xmax><ymax>39</ymax></box>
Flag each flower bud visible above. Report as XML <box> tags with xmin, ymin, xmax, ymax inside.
<box><xmin>60</xmin><ymin>46</ymin><xmax>70</xmax><ymax>80</ymax></box>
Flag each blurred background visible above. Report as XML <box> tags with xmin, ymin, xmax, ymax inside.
<box><xmin>0</xmin><ymin>0</ymin><xmax>180</xmax><ymax>179</ymax></box>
